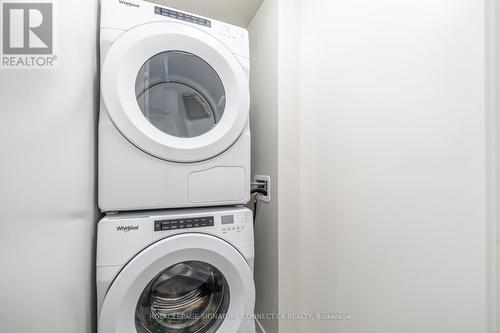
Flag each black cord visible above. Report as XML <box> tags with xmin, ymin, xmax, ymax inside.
<box><xmin>251</xmin><ymin>188</ymin><xmax>268</xmax><ymax>225</ymax></box>
<box><xmin>253</xmin><ymin>199</ymin><xmax>257</xmax><ymax>225</ymax></box>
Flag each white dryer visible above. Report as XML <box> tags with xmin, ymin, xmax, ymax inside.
<box><xmin>99</xmin><ymin>0</ymin><xmax>251</xmax><ymax>212</ymax></box>
<box><xmin>97</xmin><ymin>206</ymin><xmax>255</xmax><ymax>333</ymax></box>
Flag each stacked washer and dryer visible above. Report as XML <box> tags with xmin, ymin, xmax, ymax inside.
<box><xmin>97</xmin><ymin>1</ymin><xmax>256</xmax><ymax>332</ymax></box>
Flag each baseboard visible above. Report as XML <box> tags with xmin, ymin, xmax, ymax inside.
<box><xmin>255</xmin><ymin>319</ymin><xmax>266</xmax><ymax>333</ymax></box>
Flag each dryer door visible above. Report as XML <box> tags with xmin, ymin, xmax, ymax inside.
<box><xmin>98</xmin><ymin>234</ymin><xmax>255</xmax><ymax>333</ymax></box>
<box><xmin>101</xmin><ymin>22</ymin><xmax>249</xmax><ymax>163</ymax></box>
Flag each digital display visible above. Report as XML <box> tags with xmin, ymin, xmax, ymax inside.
<box><xmin>154</xmin><ymin>6</ymin><xmax>211</xmax><ymax>27</ymax></box>
<box><xmin>221</xmin><ymin>215</ymin><xmax>234</xmax><ymax>225</ymax></box>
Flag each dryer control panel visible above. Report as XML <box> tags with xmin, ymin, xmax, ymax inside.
<box><xmin>154</xmin><ymin>6</ymin><xmax>211</xmax><ymax>27</ymax></box>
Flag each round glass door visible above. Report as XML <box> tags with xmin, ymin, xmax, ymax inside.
<box><xmin>101</xmin><ymin>22</ymin><xmax>250</xmax><ymax>162</ymax></box>
<box><xmin>135</xmin><ymin>261</ymin><xmax>230</xmax><ymax>333</ymax></box>
<box><xmin>98</xmin><ymin>233</ymin><xmax>255</xmax><ymax>333</ymax></box>
<box><xmin>136</xmin><ymin>51</ymin><xmax>226</xmax><ymax>139</ymax></box>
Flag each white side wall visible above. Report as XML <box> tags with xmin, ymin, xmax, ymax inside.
<box><xmin>249</xmin><ymin>1</ymin><xmax>302</xmax><ymax>332</ymax></box>
<box><xmin>277</xmin><ymin>0</ymin><xmax>301</xmax><ymax>332</ymax></box>
<box><xmin>248</xmin><ymin>1</ymin><xmax>280</xmax><ymax>332</ymax></box>
<box><xmin>298</xmin><ymin>0</ymin><xmax>489</xmax><ymax>332</ymax></box>
<box><xmin>486</xmin><ymin>0</ymin><xmax>496</xmax><ymax>329</ymax></box>
<box><xmin>494</xmin><ymin>0</ymin><xmax>500</xmax><ymax>329</ymax></box>
<box><xmin>0</xmin><ymin>1</ymin><xmax>98</xmax><ymax>332</ymax></box>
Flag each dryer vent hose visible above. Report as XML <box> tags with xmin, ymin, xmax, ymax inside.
<box><xmin>251</xmin><ymin>188</ymin><xmax>268</xmax><ymax>225</ymax></box>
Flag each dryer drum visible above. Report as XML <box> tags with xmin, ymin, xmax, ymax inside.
<box><xmin>135</xmin><ymin>261</ymin><xmax>230</xmax><ymax>333</ymax></box>
<box><xmin>135</xmin><ymin>51</ymin><xmax>226</xmax><ymax>139</ymax></box>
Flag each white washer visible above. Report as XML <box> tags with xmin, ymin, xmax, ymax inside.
<box><xmin>97</xmin><ymin>206</ymin><xmax>255</xmax><ymax>333</ymax></box>
<box><xmin>99</xmin><ymin>0</ymin><xmax>251</xmax><ymax>212</ymax></box>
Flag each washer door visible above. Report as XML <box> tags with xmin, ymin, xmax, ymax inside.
<box><xmin>99</xmin><ymin>234</ymin><xmax>255</xmax><ymax>333</ymax></box>
<box><xmin>102</xmin><ymin>22</ymin><xmax>249</xmax><ymax>162</ymax></box>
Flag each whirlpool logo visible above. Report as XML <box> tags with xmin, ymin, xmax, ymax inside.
<box><xmin>118</xmin><ymin>0</ymin><xmax>139</xmax><ymax>8</ymax></box>
<box><xmin>1</xmin><ymin>1</ymin><xmax>57</xmax><ymax>69</ymax></box>
<box><xmin>116</xmin><ymin>225</ymin><xmax>140</xmax><ymax>233</ymax></box>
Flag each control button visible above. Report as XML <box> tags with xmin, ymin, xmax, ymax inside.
<box><xmin>154</xmin><ymin>6</ymin><xmax>211</xmax><ymax>27</ymax></box>
<box><xmin>155</xmin><ymin>216</ymin><xmax>214</xmax><ymax>232</ymax></box>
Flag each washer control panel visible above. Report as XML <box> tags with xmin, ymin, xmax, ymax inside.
<box><xmin>154</xmin><ymin>6</ymin><xmax>211</xmax><ymax>27</ymax></box>
<box><xmin>154</xmin><ymin>216</ymin><xmax>214</xmax><ymax>231</ymax></box>
<box><xmin>221</xmin><ymin>213</ymin><xmax>250</xmax><ymax>235</ymax></box>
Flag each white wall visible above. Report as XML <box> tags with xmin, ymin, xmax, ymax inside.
<box><xmin>0</xmin><ymin>0</ymin><xmax>98</xmax><ymax>332</ymax></box>
<box><xmin>249</xmin><ymin>1</ymin><xmax>302</xmax><ymax>332</ymax></box>
<box><xmin>248</xmin><ymin>1</ymin><xmax>280</xmax><ymax>332</ymax></box>
<box><xmin>276</xmin><ymin>0</ymin><xmax>301</xmax><ymax>332</ymax></box>
<box><xmin>486</xmin><ymin>0</ymin><xmax>496</xmax><ymax>331</ymax></box>
<box><xmin>298</xmin><ymin>0</ymin><xmax>489</xmax><ymax>332</ymax></box>
<box><xmin>485</xmin><ymin>0</ymin><xmax>496</xmax><ymax>329</ymax></box>
<box><xmin>494</xmin><ymin>0</ymin><xmax>500</xmax><ymax>329</ymax></box>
